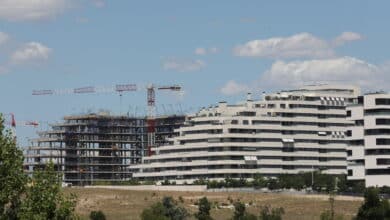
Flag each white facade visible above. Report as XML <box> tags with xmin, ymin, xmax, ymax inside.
<box><xmin>132</xmin><ymin>85</ymin><xmax>359</xmax><ymax>183</ymax></box>
<box><xmin>347</xmin><ymin>93</ymin><xmax>390</xmax><ymax>187</ymax></box>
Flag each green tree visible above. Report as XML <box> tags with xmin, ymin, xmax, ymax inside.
<box><xmin>259</xmin><ymin>205</ymin><xmax>284</xmax><ymax>220</ymax></box>
<box><xmin>252</xmin><ymin>173</ymin><xmax>267</xmax><ymax>189</ymax></box>
<box><xmin>19</xmin><ymin>162</ymin><xmax>77</xmax><ymax>220</ymax></box>
<box><xmin>89</xmin><ymin>210</ymin><xmax>106</xmax><ymax>220</ymax></box>
<box><xmin>232</xmin><ymin>201</ymin><xmax>257</xmax><ymax>220</ymax></box>
<box><xmin>0</xmin><ymin>114</ymin><xmax>27</xmax><ymax>220</ymax></box>
<box><xmin>355</xmin><ymin>187</ymin><xmax>390</xmax><ymax>220</ymax></box>
<box><xmin>195</xmin><ymin>197</ymin><xmax>213</xmax><ymax>220</ymax></box>
<box><xmin>141</xmin><ymin>197</ymin><xmax>188</xmax><ymax>220</ymax></box>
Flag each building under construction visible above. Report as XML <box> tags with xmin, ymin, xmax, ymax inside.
<box><xmin>24</xmin><ymin>113</ymin><xmax>185</xmax><ymax>185</ymax></box>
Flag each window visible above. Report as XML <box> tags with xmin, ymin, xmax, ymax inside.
<box><xmin>376</xmin><ymin>138</ymin><xmax>390</xmax><ymax>145</ymax></box>
<box><xmin>366</xmin><ymin>129</ymin><xmax>390</xmax><ymax>136</ymax></box>
<box><xmin>347</xmin><ymin>150</ymin><xmax>352</xmax><ymax>156</ymax></box>
<box><xmin>355</xmin><ymin>120</ymin><xmax>364</xmax><ymax>126</ymax></box>
<box><xmin>319</xmin><ymin>157</ymin><xmax>327</xmax><ymax>162</ymax></box>
<box><xmin>348</xmin><ymin>170</ymin><xmax>353</xmax><ymax>176</ymax></box>
<box><xmin>376</xmin><ymin>118</ymin><xmax>390</xmax><ymax>125</ymax></box>
<box><xmin>365</xmin><ymin>109</ymin><xmax>390</xmax><ymax>116</ymax></box>
<box><xmin>243</xmin><ymin>120</ymin><xmax>249</xmax><ymax>125</ymax></box>
<box><xmin>366</xmin><ymin>149</ymin><xmax>390</xmax><ymax>155</ymax></box>
<box><xmin>366</xmin><ymin>168</ymin><xmax>390</xmax><ymax>175</ymax></box>
<box><xmin>347</xmin><ymin>110</ymin><xmax>351</xmax><ymax>117</ymax></box>
<box><xmin>377</xmin><ymin>158</ymin><xmax>390</xmax><ymax>165</ymax></box>
<box><xmin>375</xmin><ymin>98</ymin><xmax>390</xmax><ymax>105</ymax></box>
<box><xmin>282</xmin><ymin>165</ymin><xmax>295</xmax><ymax>170</ymax></box>
<box><xmin>319</xmin><ymin>149</ymin><xmax>327</xmax><ymax>153</ymax></box>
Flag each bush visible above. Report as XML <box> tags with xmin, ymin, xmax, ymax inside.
<box><xmin>356</xmin><ymin>187</ymin><xmax>390</xmax><ymax>220</ymax></box>
<box><xmin>141</xmin><ymin>196</ymin><xmax>189</xmax><ymax>220</ymax></box>
<box><xmin>195</xmin><ymin>197</ymin><xmax>213</xmax><ymax>220</ymax></box>
<box><xmin>259</xmin><ymin>205</ymin><xmax>284</xmax><ymax>220</ymax></box>
<box><xmin>90</xmin><ymin>210</ymin><xmax>106</xmax><ymax>220</ymax></box>
<box><xmin>233</xmin><ymin>201</ymin><xmax>257</xmax><ymax>220</ymax></box>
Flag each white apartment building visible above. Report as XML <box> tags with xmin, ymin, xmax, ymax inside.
<box><xmin>132</xmin><ymin>85</ymin><xmax>359</xmax><ymax>183</ymax></box>
<box><xmin>347</xmin><ymin>93</ymin><xmax>390</xmax><ymax>187</ymax></box>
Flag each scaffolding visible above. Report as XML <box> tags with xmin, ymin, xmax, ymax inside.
<box><xmin>24</xmin><ymin>113</ymin><xmax>185</xmax><ymax>185</ymax></box>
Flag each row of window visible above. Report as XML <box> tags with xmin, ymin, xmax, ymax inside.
<box><xmin>146</xmin><ymin>155</ymin><xmax>345</xmax><ymax>164</ymax></box>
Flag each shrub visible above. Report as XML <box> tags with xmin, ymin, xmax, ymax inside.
<box><xmin>141</xmin><ymin>196</ymin><xmax>189</xmax><ymax>220</ymax></box>
<box><xmin>356</xmin><ymin>187</ymin><xmax>390</xmax><ymax>220</ymax></box>
<box><xmin>90</xmin><ymin>210</ymin><xmax>106</xmax><ymax>220</ymax></box>
<box><xmin>259</xmin><ymin>205</ymin><xmax>284</xmax><ymax>220</ymax></box>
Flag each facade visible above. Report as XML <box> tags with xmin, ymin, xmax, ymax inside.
<box><xmin>24</xmin><ymin>113</ymin><xmax>185</xmax><ymax>185</ymax></box>
<box><xmin>133</xmin><ymin>85</ymin><xmax>359</xmax><ymax>183</ymax></box>
<box><xmin>347</xmin><ymin>93</ymin><xmax>390</xmax><ymax>187</ymax></box>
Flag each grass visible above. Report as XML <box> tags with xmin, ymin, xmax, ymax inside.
<box><xmin>65</xmin><ymin>188</ymin><xmax>362</xmax><ymax>220</ymax></box>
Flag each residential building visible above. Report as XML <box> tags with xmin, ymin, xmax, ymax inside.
<box><xmin>132</xmin><ymin>85</ymin><xmax>359</xmax><ymax>183</ymax></box>
<box><xmin>347</xmin><ymin>93</ymin><xmax>390</xmax><ymax>187</ymax></box>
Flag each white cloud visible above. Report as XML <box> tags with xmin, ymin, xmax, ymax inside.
<box><xmin>194</xmin><ymin>47</ymin><xmax>219</xmax><ymax>55</ymax></box>
<box><xmin>234</xmin><ymin>33</ymin><xmax>334</xmax><ymax>59</ymax></box>
<box><xmin>332</xmin><ymin>32</ymin><xmax>362</xmax><ymax>46</ymax></box>
<box><xmin>220</xmin><ymin>80</ymin><xmax>250</xmax><ymax>96</ymax></box>
<box><xmin>220</xmin><ymin>57</ymin><xmax>390</xmax><ymax>94</ymax></box>
<box><xmin>260</xmin><ymin>56</ymin><xmax>387</xmax><ymax>89</ymax></box>
<box><xmin>0</xmin><ymin>0</ymin><xmax>70</xmax><ymax>21</ymax></box>
<box><xmin>234</xmin><ymin>32</ymin><xmax>363</xmax><ymax>59</ymax></box>
<box><xmin>11</xmin><ymin>42</ymin><xmax>51</xmax><ymax>64</ymax></box>
<box><xmin>0</xmin><ymin>32</ymin><xmax>9</xmax><ymax>45</ymax></box>
<box><xmin>163</xmin><ymin>58</ymin><xmax>205</xmax><ymax>72</ymax></box>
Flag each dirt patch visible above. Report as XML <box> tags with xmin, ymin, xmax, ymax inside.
<box><xmin>65</xmin><ymin>188</ymin><xmax>362</xmax><ymax>220</ymax></box>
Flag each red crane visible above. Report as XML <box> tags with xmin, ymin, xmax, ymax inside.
<box><xmin>146</xmin><ymin>84</ymin><xmax>181</xmax><ymax>156</ymax></box>
<box><xmin>2</xmin><ymin>113</ymin><xmax>40</xmax><ymax>141</ymax></box>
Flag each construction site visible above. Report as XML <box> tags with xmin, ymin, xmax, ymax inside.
<box><xmin>22</xmin><ymin>83</ymin><xmax>186</xmax><ymax>185</ymax></box>
<box><xmin>24</xmin><ymin>113</ymin><xmax>185</xmax><ymax>186</ymax></box>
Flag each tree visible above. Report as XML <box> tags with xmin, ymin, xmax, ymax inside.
<box><xmin>0</xmin><ymin>114</ymin><xmax>27</xmax><ymax>220</ymax></box>
<box><xmin>259</xmin><ymin>205</ymin><xmax>284</xmax><ymax>220</ymax></box>
<box><xmin>90</xmin><ymin>210</ymin><xmax>106</xmax><ymax>220</ymax></box>
<box><xmin>195</xmin><ymin>197</ymin><xmax>213</xmax><ymax>220</ymax></box>
<box><xmin>141</xmin><ymin>197</ymin><xmax>188</xmax><ymax>220</ymax></box>
<box><xmin>355</xmin><ymin>187</ymin><xmax>390</xmax><ymax>220</ymax></box>
<box><xmin>252</xmin><ymin>173</ymin><xmax>267</xmax><ymax>189</ymax></box>
<box><xmin>19</xmin><ymin>162</ymin><xmax>77</xmax><ymax>220</ymax></box>
<box><xmin>232</xmin><ymin>201</ymin><xmax>257</xmax><ymax>220</ymax></box>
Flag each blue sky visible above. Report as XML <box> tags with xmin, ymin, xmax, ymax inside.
<box><xmin>1</xmin><ymin>0</ymin><xmax>390</xmax><ymax>144</ymax></box>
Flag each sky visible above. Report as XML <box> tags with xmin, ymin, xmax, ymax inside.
<box><xmin>1</xmin><ymin>0</ymin><xmax>390</xmax><ymax>145</ymax></box>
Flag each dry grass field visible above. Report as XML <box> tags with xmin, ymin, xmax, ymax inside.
<box><xmin>65</xmin><ymin>188</ymin><xmax>363</xmax><ymax>220</ymax></box>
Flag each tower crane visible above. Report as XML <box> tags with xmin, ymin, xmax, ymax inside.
<box><xmin>2</xmin><ymin>113</ymin><xmax>40</xmax><ymax>141</ymax></box>
<box><xmin>146</xmin><ymin>84</ymin><xmax>181</xmax><ymax>156</ymax></box>
<box><xmin>32</xmin><ymin>83</ymin><xmax>182</xmax><ymax>157</ymax></box>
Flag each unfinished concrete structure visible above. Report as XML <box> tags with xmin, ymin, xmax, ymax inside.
<box><xmin>24</xmin><ymin>113</ymin><xmax>185</xmax><ymax>185</ymax></box>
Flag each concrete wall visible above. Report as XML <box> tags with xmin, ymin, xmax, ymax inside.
<box><xmin>85</xmin><ymin>185</ymin><xmax>207</xmax><ymax>192</ymax></box>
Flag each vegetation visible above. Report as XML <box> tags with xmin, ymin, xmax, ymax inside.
<box><xmin>320</xmin><ymin>193</ymin><xmax>344</xmax><ymax>220</ymax></box>
<box><xmin>194</xmin><ymin>173</ymin><xmax>374</xmax><ymax>194</ymax></box>
<box><xmin>0</xmin><ymin>114</ymin><xmax>78</xmax><ymax>220</ymax></box>
<box><xmin>232</xmin><ymin>201</ymin><xmax>257</xmax><ymax>220</ymax></box>
<box><xmin>194</xmin><ymin>197</ymin><xmax>213</xmax><ymax>220</ymax></box>
<box><xmin>0</xmin><ymin>114</ymin><xmax>27</xmax><ymax>219</ymax></box>
<box><xmin>140</xmin><ymin>197</ymin><xmax>189</xmax><ymax>220</ymax></box>
<box><xmin>355</xmin><ymin>187</ymin><xmax>390</xmax><ymax>220</ymax></box>
<box><xmin>259</xmin><ymin>205</ymin><xmax>285</xmax><ymax>220</ymax></box>
<box><xmin>89</xmin><ymin>210</ymin><xmax>106</xmax><ymax>220</ymax></box>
